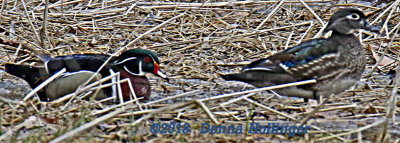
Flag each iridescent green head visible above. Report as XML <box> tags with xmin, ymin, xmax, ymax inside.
<box><xmin>113</xmin><ymin>48</ymin><xmax>168</xmax><ymax>79</ymax></box>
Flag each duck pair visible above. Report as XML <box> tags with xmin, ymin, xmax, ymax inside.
<box><xmin>5</xmin><ymin>8</ymin><xmax>375</xmax><ymax>101</ymax></box>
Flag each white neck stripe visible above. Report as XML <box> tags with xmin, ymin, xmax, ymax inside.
<box><xmin>124</xmin><ymin>61</ymin><xmax>144</xmax><ymax>76</ymax></box>
<box><xmin>114</xmin><ymin>57</ymin><xmax>137</xmax><ymax>65</ymax></box>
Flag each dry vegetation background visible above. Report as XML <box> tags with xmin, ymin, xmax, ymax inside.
<box><xmin>0</xmin><ymin>0</ymin><xmax>399</xmax><ymax>142</ymax></box>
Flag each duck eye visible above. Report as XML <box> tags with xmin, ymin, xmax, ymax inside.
<box><xmin>144</xmin><ymin>57</ymin><xmax>151</xmax><ymax>62</ymax></box>
<box><xmin>347</xmin><ymin>13</ymin><xmax>360</xmax><ymax>20</ymax></box>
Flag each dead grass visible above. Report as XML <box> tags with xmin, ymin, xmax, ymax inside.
<box><xmin>0</xmin><ymin>0</ymin><xmax>400</xmax><ymax>142</ymax></box>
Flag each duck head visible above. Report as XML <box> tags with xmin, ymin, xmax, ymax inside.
<box><xmin>112</xmin><ymin>48</ymin><xmax>168</xmax><ymax>80</ymax></box>
<box><xmin>325</xmin><ymin>8</ymin><xmax>373</xmax><ymax>34</ymax></box>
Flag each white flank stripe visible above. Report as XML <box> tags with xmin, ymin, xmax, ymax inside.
<box><xmin>243</xmin><ymin>67</ymin><xmax>272</xmax><ymax>72</ymax></box>
<box><xmin>279</xmin><ymin>63</ymin><xmax>289</xmax><ymax>70</ymax></box>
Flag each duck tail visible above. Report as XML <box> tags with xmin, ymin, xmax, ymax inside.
<box><xmin>5</xmin><ymin>63</ymin><xmax>21</xmax><ymax>76</ymax></box>
<box><xmin>37</xmin><ymin>53</ymin><xmax>51</xmax><ymax>63</ymax></box>
<box><xmin>4</xmin><ymin>63</ymin><xmax>49</xmax><ymax>87</ymax></box>
<box><xmin>5</xmin><ymin>63</ymin><xmax>32</xmax><ymax>79</ymax></box>
<box><xmin>220</xmin><ymin>73</ymin><xmax>241</xmax><ymax>81</ymax></box>
<box><xmin>221</xmin><ymin>72</ymin><xmax>259</xmax><ymax>83</ymax></box>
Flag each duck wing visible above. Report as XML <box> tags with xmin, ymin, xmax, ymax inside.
<box><xmin>242</xmin><ymin>38</ymin><xmax>339</xmax><ymax>77</ymax></box>
<box><xmin>44</xmin><ymin>54</ymin><xmax>113</xmax><ymax>76</ymax></box>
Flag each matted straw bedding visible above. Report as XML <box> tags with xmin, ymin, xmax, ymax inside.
<box><xmin>0</xmin><ymin>0</ymin><xmax>400</xmax><ymax>142</ymax></box>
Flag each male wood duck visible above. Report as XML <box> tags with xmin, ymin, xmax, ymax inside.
<box><xmin>5</xmin><ymin>48</ymin><xmax>168</xmax><ymax>101</ymax></box>
<box><xmin>221</xmin><ymin>8</ymin><xmax>375</xmax><ymax>100</ymax></box>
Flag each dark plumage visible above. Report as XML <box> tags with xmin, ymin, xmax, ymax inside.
<box><xmin>5</xmin><ymin>48</ymin><xmax>168</xmax><ymax>101</ymax></box>
<box><xmin>221</xmin><ymin>8</ymin><xmax>374</xmax><ymax>100</ymax></box>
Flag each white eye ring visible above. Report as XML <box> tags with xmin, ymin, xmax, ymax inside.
<box><xmin>347</xmin><ymin>13</ymin><xmax>360</xmax><ymax>20</ymax></box>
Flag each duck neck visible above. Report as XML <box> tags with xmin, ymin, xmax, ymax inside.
<box><xmin>330</xmin><ymin>31</ymin><xmax>356</xmax><ymax>38</ymax></box>
<box><xmin>328</xmin><ymin>31</ymin><xmax>357</xmax><ymax>43</ymax></box>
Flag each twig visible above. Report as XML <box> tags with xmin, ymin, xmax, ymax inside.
<box><xmin>49</xmin><ymin>107</ymin><xmax>126</xmax><ymax>143</ymax></box>
<box><xmin>300</xmin><ymin>96</ymin><xmax>330</xmax><ymax>125</ymax></box>
<box><xmin>336</xmin><ymin>3</ymin><xmax>380</xmax><ymax>10</ymax></box>
<box><xmin>195</xmin><ymin>100</ymin><xmax>220</xmax><ymax>124</ymax></box>
<box><xmin>0</xmin><ymin>96</ymin><xmax>25</xmax><ymax>106</ymax></box>
<box><xmin>137</xmin><ymin>1</ymin><xmax>331</xmax><ymax>9</ymax></box>
<box><xmin>298</xmin><ymin>21</ymin><xmax>313</xmax><ymax>43</ymax></box>
<box><xmin>0</xmin><ymin>116</ymin><xmax>42</xmax><ymax>140</ymax></box>
<box><xmin>200</xmin><ymin>79</ymin><xmax>316</xmax><ymax>102</ymax></box>
<box><xmin>366</xmin><ymin>27</ymin><xmax>399</xmax><ymax>77</ymax></box>
<box><xmin>143</xmin><ymin>90</ymin><xmax>201</xmax><ymax>106</ymax></box>
<box><xmin>298</xmin><ymin>0</ymin><xmax>324</xmax><ymax>25</ymax></box>
<box><xmin>244</xmin><ymin>97</ymin><xmax>298</xmax><ymax>121</ymax></box>
<box><xmin>129</xmin><ymin>101</ymin><xmax>195</xmax><ymax>126</ymax></box>
<box><xmin>124</xmin><ymin>12</ymin><xmax>186</xmax><ymax>48</ymax></box>
<box><xmin>378</xmin><ymin>39</ymin><xmax>400</xmax><ymax>142</ymax></box>
<box><xmin>0</xmin><ymin>0</ymin><xmax>6</xmax><ymax>16</ymax></box>
<box><xmin>284</xmin><ymin>31</ymin><xmax>294</xmax><ymax>49</ymax></box>
<box><xmin>317</xmin><ymin>119</ymin><xmax>386</xmax><ymax>141</ymax></box>
<box><xmin>370</xmin><ymin>0</ymin><xmax>400</xmax><ymax>25</ymax></box>
<box><xmin>219</xmin><ymin>93</ymin><xmax>256</xmax><ymax>107</ymax></box>
<box><xmin>0</xmin><ymin>25</ymin><xmax>44</xmax><ymax>50</ymax></box>
<box><xmin>256</xmin><ymin>0</ymin><xmax>285</xmax><ymax>30</ymax></box>
<box><xmin>20</xmin><ymin>0</ymin><xmax>41</xmax><ymax>46</ymax></box>
<box><xmin>379</xmin><ymin>1</ymin><xmax>399</xmax><ymax>38</ymax></box>
<box><xmin>39</xmin><ymin>0</ymin><xmax>50</xmax><ymax>48</ymax></box>
<box><xmin>91</xmin><ymin>97</ymin><xmax>142</xmax><ymax>116</ymax></box>
<box><xmin>387</xmin><ymin>57</ymin><xmax>400</xmax><ymax>120</ymax></box>
<box><xmin>313</xmin><ymin>22</ymin><xmax>328</xmax><ymax>38</ymax></box>
<box><xmin>35</xmin><ymin>0</ymin><xmax>85</xmax><ymax>11</ymax></box>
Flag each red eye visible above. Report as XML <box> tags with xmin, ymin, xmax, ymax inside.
<box><xmin>144</xmin><ymin>57</ymin><xmax>151</xmax><ymax>62</ymax></box>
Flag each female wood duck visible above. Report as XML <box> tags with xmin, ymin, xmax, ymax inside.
<box><xmin>222</xmin><ymin>8</ymin><xmax>374</xmax><ymax>100</ymax></box>
<box><xmin>5</xmin><ymin>48</ymin><xmax>168</xmax><ymax>101</ymax></box>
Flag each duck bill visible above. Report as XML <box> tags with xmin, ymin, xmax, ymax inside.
<box><xmin>153</xmin><ymin>61</ymin><xmax>169</xmax><ymax>80</ymax></box>
<box><xmin>361</xmin><ymin>20</ymin><xmax>380</xmax><ymax>33</ymax></box>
